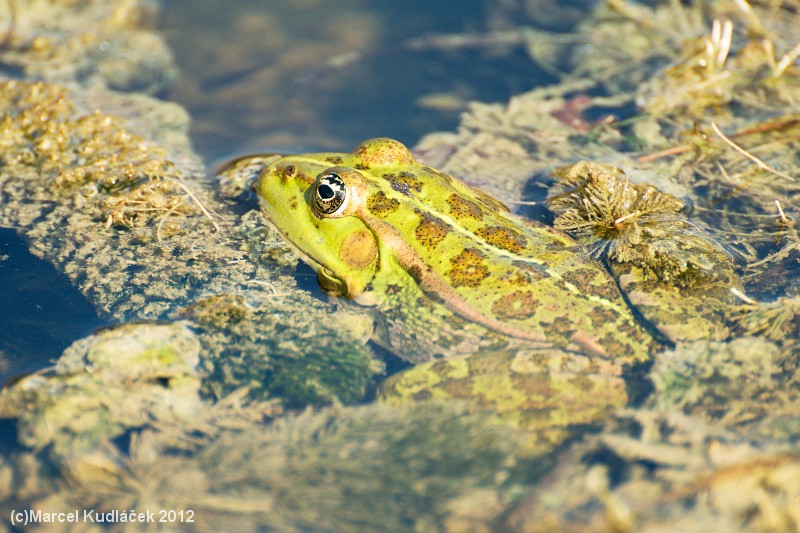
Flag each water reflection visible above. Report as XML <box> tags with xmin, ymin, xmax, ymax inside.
<box><xmin>159</xmin><ymin>0</ymin><xmax>551</xmax><ymax>159</ymax></box>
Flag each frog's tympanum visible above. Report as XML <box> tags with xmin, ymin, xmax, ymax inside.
<box><xmin>233</xmin><ymin>138</ymin><xmax>731</xmax><ymax>439</ymax></box>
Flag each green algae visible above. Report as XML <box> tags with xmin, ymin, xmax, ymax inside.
<box><xmin>0</xmin><ymin>76</ymin><xmax>382</xmax><ymax>408</ymax></box>
<box><xmin>0</xmin><ymin>323</ymin><xmax>203</xmax><ymax>457</ymax></box>
<box><xmin>180</xmin><ymin>291</ymin><xmax>382</xmax><ymax>407</ymax></box>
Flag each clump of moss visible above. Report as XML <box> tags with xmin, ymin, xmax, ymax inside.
<box><xmin>177</xmin><ymin>294</ymin><xmax>253</xmax><ymax>329</ymax></box>
<box><xmin>635</xmin><ymin>5</ymin><xmax>800</xmax><ymax>120</ymax></box>
<box><xmin>263</xmin><ymin>338</ymin><xmax>382</xmax><ymax>407</ymax></box>
<box><xmin>736</xmin><ymin>296</ymin><xmax>800</xmax><ymax>343</ymax></box>
<box><xmin>650</xmin><ymin>334</ymin><xmax>800</xmax><ymax>443</ymax></box>
<box><xmin>651</xmin><ymin>337</ymin><xmax>782</xmax><ymax>415</ymax></box>
<box><xmin>0</xmin><ymin>81</ymin><xmax>213</xmax><ymax>238</ymax></box>
<box><xmin>0</xmin><ymin>323</ymin><xmax>203</xmax><ymax>458</ymax></box>
<box><xmin>179</xmin><ymin>295</ymin><xmax>383</xmax><ymax>408</ymax></box>
<box><xmin>549</xmin><ymin>161</ymin><xmax>737</xmax><ymax>289</ymax></box>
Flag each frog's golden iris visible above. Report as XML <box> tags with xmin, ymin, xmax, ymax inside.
<box><xmin>250</xmin><ymin>138</ymin><xmax>656</xmax><ymax>365</ymax></box>
<box><xmin>312</xmin><ymin>172</ymin><xmax>348</xmax><ymax>216</ymax></box>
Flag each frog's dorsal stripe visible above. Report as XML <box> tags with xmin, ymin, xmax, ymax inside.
<box><xmin>366</xmin><ymin>216</ymin><xmax>547</xmax><ymax>342</ymax></box>
<box><xmin>403</xmin><ymin>189</ymin><xmax>635</xmax><ymax>321</ymax></box>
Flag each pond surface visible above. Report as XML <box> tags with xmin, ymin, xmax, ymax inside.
<box><xmin>0</xmin><ymin>229</ymin><xmax>105</xmax><ymax>385</ymax></box>
<box><xmin>159</xmin><ymin>0</ymin><xmax>555</xmax><ymax>160</ymax></box>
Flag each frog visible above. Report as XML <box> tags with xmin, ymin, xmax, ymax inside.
<box><xmin>246</xmin><ymin>138</ymin><xmax>656</xmax><ymax>366</ymax></box>
<box><xmin>228</xmin><ymin>138</ymin><xmax>701</xmax><ymax>438</ymax></box>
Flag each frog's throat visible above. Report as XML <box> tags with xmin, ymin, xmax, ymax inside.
<box><xmin>368</xmin><ymin>217</ymin><xmax>547</xmax><ymax>343</ymax></box>
<box><xmin>263</xmin><ymin>221</ymin><xmax>363</xmax><ymax>297</ymax></box>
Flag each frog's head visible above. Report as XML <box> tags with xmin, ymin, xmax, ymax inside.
<box><xmin>254</xmin><ymin>138</ymin><xmax>415</xmax><ymax>300</ymax></box>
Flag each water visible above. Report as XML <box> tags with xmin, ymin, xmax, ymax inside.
<box><xmin>0</xmin><ymin>229</ymin><xmax>105</xmax><ymax>385</ymax></box>
<box><xmin>159</xmin><ymin>0</ymin><xmax>552</xmax><ymax>160</ymax></box>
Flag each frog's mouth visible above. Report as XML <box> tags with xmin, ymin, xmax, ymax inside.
<box><xmin>262</xmin><ymin>216</ymin><xmax>324</xmax><ymax>271</ymax></box>
<box><xmin>260</xmin><ymin>215</ymin><xmax>361</xmax><ymax>299</ymax></box>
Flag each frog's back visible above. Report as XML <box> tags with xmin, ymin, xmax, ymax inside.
<box><xmin>367</xmin><ymin>162</ymin><xmax>652</xmax><ymax>363</ymax></box>
<box><xmin>251</xmin><ymin>137</ymin><xmax>653</xmax><ymax>364</ymax></box>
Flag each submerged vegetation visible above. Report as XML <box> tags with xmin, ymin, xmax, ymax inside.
<box><xmin>548</xmin><ymin>161</ymin><xmax>735</xmax><ymax>290</ymax></box>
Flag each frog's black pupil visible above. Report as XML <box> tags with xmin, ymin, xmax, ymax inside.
<box><xmin>318</xmin><ymin>183</ymin><xmax>335</xmax><ymax>200</ymax></box>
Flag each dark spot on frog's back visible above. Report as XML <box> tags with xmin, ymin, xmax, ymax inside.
<box><xmin>560</xmin><ymin>267</ymin><xmax>619</xmax><ymax>301</ymax></box>
<box><xmin>367</xmin><ymin>191</ymin><xmax>400</xmax><ymax>217</ymax></box>
<box><xmin>476</xmin><ymin>226</ymin><xmax>528</xmax><ymax>253</ymax></box>
<box><xmin>383</xmin><ymin>171</ymin><xmax>423</xmax><ymax>195</ymax></box>
<box><xmin>325</xmin><ymin>156</ymin><xmax>343</xmax><ymax>165</ymax></box>
<box><xmin>447</xmin><ymin>193</ymin><xmax>483</xmax><ymax>220</ymax></box>
<box><xmin>415</xmin><ymin>212</ymin><xmax>448</xmax><ymax>249</ymax></box>
<box><xmin>289</xmin><ymin>198</ymin><xmax>298</xmax><ymax>209</ymax></box>
<box><xmin>445</xmin><ymin>248</ymin><xmax>490</xmax><ymax>288</ymax></box>
<box><xmin>491</xmin><ymin>290</ymin><xmax>538</xmax><ymax>320</ymax></box>
<box><xmin>589</xmin><ymin>306</ymin><xmax>619</xmax><ymax>331</ymax></box>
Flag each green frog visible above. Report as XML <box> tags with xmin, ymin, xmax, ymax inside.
<box><xmin>247</xmin><ymin>138</ymin><xmax>654</xmax><ymax>366</ymax></box>
<box><xmin>227</xmin><ymin>138</ymin><xmax>732</xmax><ymax>438</ymax></box>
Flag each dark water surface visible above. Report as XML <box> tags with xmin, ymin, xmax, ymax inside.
<box><xmin>0</xmin><ymin>229</ymin><xmax>105</xmax><ymax>385</ymax></box>
<box><xmin>159</xmin><ymin>0</ymin><xmax>552</xmax><ymax>160</ymax></box>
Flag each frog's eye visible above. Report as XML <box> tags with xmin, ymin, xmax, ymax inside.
<box><xmin>312</xmin><ymin>172</ymin><xmax>348</xmax><ymax>217</ymax></box>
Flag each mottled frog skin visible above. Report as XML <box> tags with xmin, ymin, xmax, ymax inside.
<box><xmin>250</xmin><ymin>138</ymin><xmax>654</xmax><ymax>366</ymax></box>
